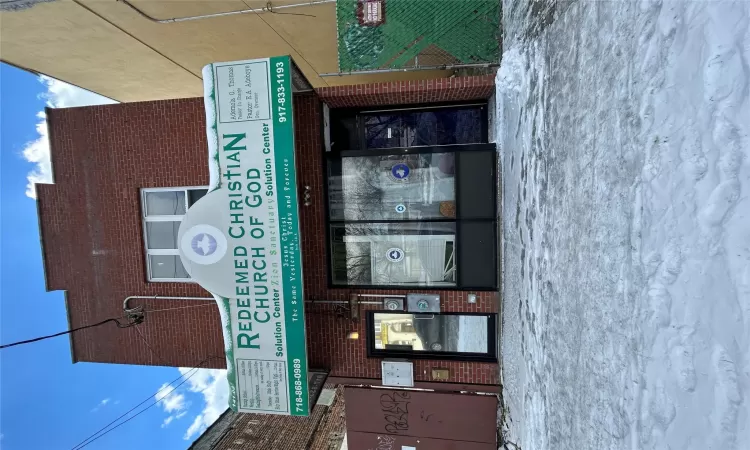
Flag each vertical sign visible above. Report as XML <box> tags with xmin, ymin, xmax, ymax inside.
<box><xmin>178</xmin><ymin>56</ymin><xmax>308</xmax><ymax>416</ymax></box>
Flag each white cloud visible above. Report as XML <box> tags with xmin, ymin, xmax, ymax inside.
<box><xmin>177</xmin><ymin>368</ymin><xmax>229</xmax><ymax>441</ymax></box>
<box><xmin>161</xmin><ymin>415</ymin><xmax>175</xmax><ymax>428</ymax></box>
<box><xmin>154</xmin><ymin>368</ymin><xmax>228</xmax><ymax>440</ymax></box>
<box><xmin>155</xmin><ymin>380</ymin><xmax>196</xmax><ymax>429</ymax></box>
<box><xmin>90</xmin><ymin>397</ymin><xmax>112</xmax><ymax>413</ymax></box>
<box><xmin>21</xmin><ymin>76</ymin><xmax>116</xmax><ymax>199</ymax></box>
<box><xmin>155</xmin><ymin>383</ymin><xmax>188</xmax><ymax>414</ymax></box>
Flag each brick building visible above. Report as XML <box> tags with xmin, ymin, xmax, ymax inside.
<box><xmin>189</xmin><ymin>384</ymin><xmax>347</xmax><ymax>450</ymax></box>
<box><xmin>37</xmin><ymin>74</ymin><xmax>500</xmax><ymax>448</ymax></box>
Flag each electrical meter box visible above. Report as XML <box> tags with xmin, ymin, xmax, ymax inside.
<box><xmin>406</xmin><ymin>293</ymin><xmax>440</xmax><ymax>313</ymax></box>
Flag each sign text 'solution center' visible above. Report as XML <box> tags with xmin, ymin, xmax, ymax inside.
<box><xmin>177</xmin><ymin>56</ymin><xmax>309</xmax><ymax>416</ymax></box>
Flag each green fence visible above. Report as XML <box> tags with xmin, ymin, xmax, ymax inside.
<box><xmin>336</xmin><ymin>0</ymin><xmax>501</xmax><ymax>72</ymax></box>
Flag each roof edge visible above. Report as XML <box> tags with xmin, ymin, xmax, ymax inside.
<box><xmin>63</xmin><ymin>292</ymin><xmax>78</xmax><ymax>364</ymax></box>
<box><xmin>34</xmin><ymin>107</ymin><xmax>57</xmax><ymax>292</ymax></box>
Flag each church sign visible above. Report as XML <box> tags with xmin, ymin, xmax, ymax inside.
<box><xmin>178</xmin><ymin>56</ymin><xmax>308</xmax><ymax>416</ymax></box>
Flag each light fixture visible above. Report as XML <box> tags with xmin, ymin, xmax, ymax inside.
<box><xmin>347</xmin><ymin>331</ymin><xmax>359</xmax><ymax>340</ymax></box>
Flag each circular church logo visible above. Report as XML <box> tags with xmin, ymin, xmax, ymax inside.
<box><xmin>386</xmin><ymin>247</ymin><xmax>404</xmax><ymax>263</ymax></box>
<box><xmin>390</xmin><ymin>163</ymin><xmax>410</xmax><ymax>181</ymax></box>
<box><xmin>191</xmin><ymin>233</ymin><xmax>218</xmax><ymax>256</ymax></box>
<box><xmin>181</xmin><ymin>224</ymin><xmax>227</xmax><ymax>265</ymax></box>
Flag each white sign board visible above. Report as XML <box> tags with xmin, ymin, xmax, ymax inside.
<box><xmin>179</xmin><ymin>56</ymin><xmax>308</xmax><ymax>416</ymax></box>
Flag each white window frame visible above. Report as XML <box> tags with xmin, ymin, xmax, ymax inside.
<box><xmin>140</xmin><ymin>186</ymin><xmax>208</xmax><ymax>282</ymax></box>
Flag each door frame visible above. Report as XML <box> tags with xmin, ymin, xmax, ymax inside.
<box><xmin>365</xmin><ymin>310</ymin><xmax>498</xmax><ymax>362</ymax></box>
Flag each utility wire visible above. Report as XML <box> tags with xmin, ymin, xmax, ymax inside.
<box><xmin>240</xmin><ymin>0</ymin><xmax>330</xmax><ymax>86</ymax></box>
<box><xmin>2</xmin><ymin>300</ymin><xmax>209</xmax><ymax>350</ymax></box>
<box><xmin>0</xmin><ymin>317</ymin><xmax>140</xmax><ymax>350</ymax></box>
<box><xmin>132</xmin><ymin>325</ymin><xmax>168</xmax><ymax>365</ymax></box>
<box><xmin>71</xmin><ymin>355</ymin><xmax>222</xmax><ymax>450</ymax></box>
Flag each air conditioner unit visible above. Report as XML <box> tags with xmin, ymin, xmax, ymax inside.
<box><xmin>383</xmin><ymin>298</ymin><xmax>404</xmax><ymax>311</ymax></box>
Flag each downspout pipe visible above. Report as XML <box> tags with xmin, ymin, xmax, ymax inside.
<box><xmin>123</xmin><ymin>295</ymin><xmax>391</xmax><ymax>310</ymax></box>
<box><xmin>123</xmin><ymin>295</ymin><xmax>213</xmax><ymax>312</ymax></box>
<box><xmin>117</xmin><ymin>0</ymin><xmax>335</xmax><ymax>24</ymax></box>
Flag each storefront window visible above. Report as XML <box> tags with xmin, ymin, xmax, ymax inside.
<box><xmin>326</xmin><ymin>103</ymin><xmax>496</xmax><ymax>290</ymax></box>
<box><xmin>330</xmin><ymin>223</ymin><xmax>456</xmax><ymax>286</ymax></box>
<box><xmin>367</xmin><ymin>311</ymin><xmax>497</xmax><ymax>362</ymax></box>
<box><xmin>364</xmin><ymin>107</ymin><xmax>484</xmax><ymax>149</ymax></box>
<box><xmin>328</xmin><ymin>153</ymin><xmax>456</xmax><ymax>221</ymax></box>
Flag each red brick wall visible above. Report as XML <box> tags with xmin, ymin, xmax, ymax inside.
<box><xmin>38</xmin><ymin>98</ymin><xmax>224</xmax><ymax>368</ymax></box>
<box><xmin>38</xmin><ymin>77</ymin><xmax>497</xmax><ymax>385</ymax></box>
<box><xmin>316</xmin><ymin>75</ymin><xmax>495</xmax><ymax>108</ymax></box>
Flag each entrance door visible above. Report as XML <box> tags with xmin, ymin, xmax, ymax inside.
<box><xmin>326</xmin><ymin>104</ymin><xmax>498</xmax><ymax>290</ymax></box>
<box><xmin>344</xmin><ymin>387</ymin><xmax>497</xmax><ymax>449</ymax></box>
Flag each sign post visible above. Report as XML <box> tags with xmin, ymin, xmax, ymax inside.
<box><xmin>178</xmin><ymin>56</ymin><xmax>308</xmax><ymax>416</ymax></box>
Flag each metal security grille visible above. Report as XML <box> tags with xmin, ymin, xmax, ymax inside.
<box><xmin>335</xmin><ymin>0</ymin><xmax>501</xmax><ymax>73</ymax></box>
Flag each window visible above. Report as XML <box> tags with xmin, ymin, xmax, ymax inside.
<box><xmin>328</xmin><ymin>153</ymin><xmax>456</xmax><ymax>221</ymax></box>
<box><xmin>326</xmin><ymin>103</ymin><xmax>497</xmax><ymax>290</ymax></box>
<box><xmin>330</xmin><ymin>223</ymin><xmax>456</xmax><ymax>287</ymax></box>
<box><xmin>141</xmin><ymin>187</ymin><xmax>208</xmax><ymax>281</ymax></box>
<box><xmin>363</xmin><ymin>106</ymin><xmax>484</xmax><ymax>149</ymax></box>
<box><xmin>367</xmin><ymin>311</ymin><xmax>497</xmax><ymax>362</ymax></box>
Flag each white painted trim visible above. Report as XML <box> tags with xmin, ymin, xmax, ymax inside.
<box><xmin>143</xmin><ymin>215</ymin><xmax>184</xmax><ymax>222</ymax></box>
<box><xmin>146</xmin><ymin>249</ymin><xmax>180</xmax><ymax>256</ymax></box>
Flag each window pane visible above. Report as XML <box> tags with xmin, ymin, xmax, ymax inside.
<box><xmin>188</xmin><ymin>189</ymin><xmax>208</xmax><ymax>207</ymax></box>
<box><xmin>364</xmin><ymin>107</ymin><xmax>484</xmax><ymax>149</ymax></box>
<box><xmin>145</xmin><ymin>221</ymin><xmax>180</xmax><ymax>249</ymax></box>
<box><xmin>149</xmin><ymin>255</ymin><xmax>189</xmax><ymax>279</ymax></box>
<box><xmin>330</xmin><ymin>222</ymin><xmax>456</xmax><ymax>286</ymax></box>
<box><xmin>364</xmin><ymin>114</ymin><xmax>404</xmax><ymax>149</ymax></box>
<box><xmin>144</xmin><ymin>191</ymin><xmax>186</xmax><ymax>216</ymax></box>
<box><xmin>373</xmin><ymin>313</ymin><xmax>489</xmax><ymax>354</ymax></box>
<box><xmin>328</xmin><ymin>153</ymin><xmax>456</xmax><ymax>221</ymax></box>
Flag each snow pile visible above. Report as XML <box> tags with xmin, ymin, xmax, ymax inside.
<box><xmin>496</xmin><ymin>46</ymin><xmax>526</xmax><ymax>95</ymax></box>
<box><xmin>499</xmin><ymin>1</ymin><xmax>749</xmax><ymax>449</ymax></box>
<box><xmin>201</xmin><ymin>64</ymin><xmax>221</xmax><ymax>191</ymax></box>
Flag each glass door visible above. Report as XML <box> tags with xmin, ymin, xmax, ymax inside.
<box><xmin>366</xmin><ymin>311</ymin><xmax>497</xmax><ymax>362</ymax></box>
<box><xmin>325</xmin><ymin>104</ymin><xmax>497</xmax><ymax>290</ymax></box>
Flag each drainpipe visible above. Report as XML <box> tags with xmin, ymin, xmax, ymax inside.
<box><xmin>123</xmin><ymin>295</ymin><xmax>392</xmax><ymax>311</ymax></box>
<box><xmin>123</xmin><ymin>295</ymin><xmax>213</xmax><ymax>312</ymax></box>
<box><xmin>117</xmin><ymin>0</ymin><xmax>335</xmax><ymax>24</ymax></box>
<box><xmin>304</xmin><ymin>300</ymin><xmax>384</xmax><ymax>305</ymax></box>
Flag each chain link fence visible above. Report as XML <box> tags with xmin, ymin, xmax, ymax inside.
<box><xmin>333</xmin><ymin>0</ymin><xmax>501</xmax><ymax>74</ymax></box>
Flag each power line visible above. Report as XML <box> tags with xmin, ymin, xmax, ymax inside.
<box><xmin>71</xmin><ymin>356</ymin><xmax>223</xmax><ymax>450</ymax></box>
<box><xmin>0</xmin><ymin>316</ymin><xmax>141</xmax><ymax>350</ymax></box>
<box><xmin>1</xmin><ymin>300</ymin><xmax>211</xmax><ymax>350</ymax></box>
<box><xmin>239</xmin><ymin>0</ymin><xmax>330</xmax><ymax>87</ymax></box>
<box><xmin>132</xmin><ymin>324</ymin><xmax>168</xmax><ymax>365</ymax></box>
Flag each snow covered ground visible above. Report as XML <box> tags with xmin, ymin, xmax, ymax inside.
<box><xmin>498</xmin><ymin>1</ymin><xmax>750</xmax><ymax>449</ymax></box>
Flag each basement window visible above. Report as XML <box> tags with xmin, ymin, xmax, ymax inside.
<box><xmin>141</xmin><ymin>187</ymin><xmax>208</xmax><ymax>282</ymax></box>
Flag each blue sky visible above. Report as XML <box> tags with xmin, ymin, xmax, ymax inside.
<box><xmin>0</xmin><ymin>63</ymin><xmax>225</xmax><ymax>450</ymax></box>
